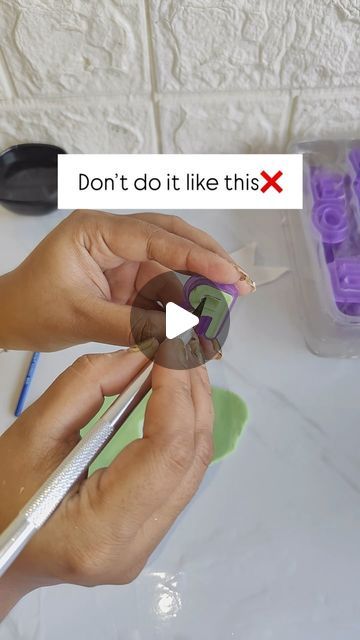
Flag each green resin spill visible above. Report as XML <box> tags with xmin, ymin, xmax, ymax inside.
<box><xmin>81</xmin><ymin>387</ymin><xmax>248</xmax><ymax>475</ymax></box>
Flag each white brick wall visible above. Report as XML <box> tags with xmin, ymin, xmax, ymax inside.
<box><xmin>0</xmin><ymin>0</ymin><xmax>359</xmax><ymax>154</ymax></box>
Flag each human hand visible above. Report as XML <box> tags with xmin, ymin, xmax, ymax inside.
<box><xmin>0</xmin><ymin>339</ymin><xmax>213</xmax><ymax>619</ymax></box>
<box><xmin>0</xmin><ymin>210</ymin><xmax>254</xmax><ymax>351</ymax></box>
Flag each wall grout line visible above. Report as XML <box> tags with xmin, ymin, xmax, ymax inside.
<box><xmin>152</xmin><ymin>86</ymin><xmax>360</xmax><ymax>101</ymax></box>
<box><xmin>284</xmin><ymin>90</ymin><xmax>301</xmax><ymax>150</ymax></box>
<box><xmin>0</xmin><ymin>47</ymin><xmax>18</xmax><ymax>99</ymax></box>
<box><xmin>0</xmin><ymin>85</ymin><xmax>357</xmax><ymax>109</ymax></box>
<box><xmin>142</xmin><ymin>0</ymin><xmax>164</xmax><ymax>153</ymax></box>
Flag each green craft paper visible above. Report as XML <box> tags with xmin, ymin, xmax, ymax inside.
<box><xmin>81</xmin><ymin>387</ymin><xmax>248</xmax><ymax>475</ymax></box>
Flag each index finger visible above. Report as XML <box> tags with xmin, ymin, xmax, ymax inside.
<box><xmin>131</xmin><ymin>212</ymin><xmax>231</xmax><ymax>260</ymax></box>
<box><xmin>75</xmin><ymin>211</ymin><xmax>252</xmax><ymax>292</ymax></box>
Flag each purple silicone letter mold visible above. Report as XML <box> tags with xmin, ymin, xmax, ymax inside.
<box><xmin>328</xmin><ymin>258</ymin><xmax>360</xmax><ymax>306</ymax></box>
<box><xmin>312</xmin><ymin>202</ymin><xmax>348</xmax><ymax>244</ymax></box>
<box><xmin>311</xmin><ymin>169</ymin><xmax>346</xmax><ymax>203</ymax></box>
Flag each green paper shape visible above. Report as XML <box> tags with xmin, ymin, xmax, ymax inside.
<box><xmin>81</xmin><ymin>387</ymin><xmax>248</xmax><ymax>475</ymax></box>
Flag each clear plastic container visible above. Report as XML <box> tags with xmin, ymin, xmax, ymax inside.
<box><xmin>286</xmin><ymin>139</ymin><xmax>360</xmax><ymax>358</ymax></box>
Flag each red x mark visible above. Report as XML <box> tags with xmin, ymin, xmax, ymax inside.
<box><xmin>261</xmin><ymin>170</ymin><xmax>283</xmax><ymax>193</ymax></box>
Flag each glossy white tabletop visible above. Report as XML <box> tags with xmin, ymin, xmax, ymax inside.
<box><xmin>0</xmin><ymin>209</ymin><xmax>359</xmax><ymax>640</ymax></box>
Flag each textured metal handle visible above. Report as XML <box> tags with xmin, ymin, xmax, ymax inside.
<box><xmin>24</xmin><ymin>415</ymin><xmax>115</xmax><ymax>528</ymax></box>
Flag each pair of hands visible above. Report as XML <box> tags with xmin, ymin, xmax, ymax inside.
<box><xmin>0</xmin><ymin>211</ymin><xmax>253</xmax><ymax>618</ymax></box>
<box><xmin>0</xmin><ymin>210</ymin><xmax>252</xmax><ymax>351</ymax></box>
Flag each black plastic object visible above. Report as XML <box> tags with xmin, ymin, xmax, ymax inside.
<box><xmin>0</xmin><ymin>143</ymin><xmax>66</xmax><ymax>215</ymax></box>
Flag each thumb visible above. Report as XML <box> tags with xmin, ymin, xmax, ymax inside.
<box><xmin>80</xmin><ymin>300</ymin><xmax>166</xmax><ymax>346</ymax></box>
<box><xmin>20</xmin><ymin>343</ymin><xmax>158</xmax><ymax>452</ymax></box>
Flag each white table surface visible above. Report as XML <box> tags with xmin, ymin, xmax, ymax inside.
<box><xmin>0</xmin><ymin>208</ymin><xmax>359</xmax><ymax>640</ymax></box>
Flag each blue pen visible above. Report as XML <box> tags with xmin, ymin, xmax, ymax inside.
<box><xmin>15</xmin><ymin>352</ymin><xmax>40</xmax><ymax>417</ymax></box>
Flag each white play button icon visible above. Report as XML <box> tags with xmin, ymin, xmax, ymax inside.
<box><xmin>130</xmin><ymin>273</ymin><xmax>231</xmax><ymax>369</ymax></box>
<box><xmin>165</xmin><ymin>302</ymin><xmax>199</xmax><ymax>340</ymax></box>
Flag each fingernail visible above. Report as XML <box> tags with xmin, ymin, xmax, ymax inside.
<box><xmin>211</xmin><ymin>338</ymin><xmax>222</xmax><ymax>360</ymax></box>
<box><xmin>246</xmin><ymin>276</ymin><xmax>256</xmax><ymax>292</ymax></box>
<box><xmin>128</xmin><ymin>338</ymin><xmax>158</xmax><ymax>357</ymax></box>
<box><xmin>172</xmin><ymin>337</ymin><xmax>189</xmax><ymax>366</ymax></box>
<box><xmin>189</xmin><ymin>336</ymin><xmax>205</xmax><ymax>365</ymax></box>
<box><xmin>238</xmin><ymin>278</ymin><xmax>256</xmax><ymax>295</ymax></box>
<box><xmin>233</xmin><ymin>263</ymin><xmax>250</xmax><ymax>280</ymax></box>
<box><xmin>232</xmin><ymin>264</ymin><xmax>256</xmax><ymax>293</ymax></box>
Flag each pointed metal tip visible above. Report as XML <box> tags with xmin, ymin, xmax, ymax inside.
<box><xmin>192</xmin><ymin>297</ymin><xmax>206</xmax><ymax>318</ymax></box>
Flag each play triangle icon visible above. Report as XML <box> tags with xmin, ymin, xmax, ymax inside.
<box><xmin>165</xmin><ymin>302</ymin><xmax>199</xmax><ymax>340</ymax></box>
